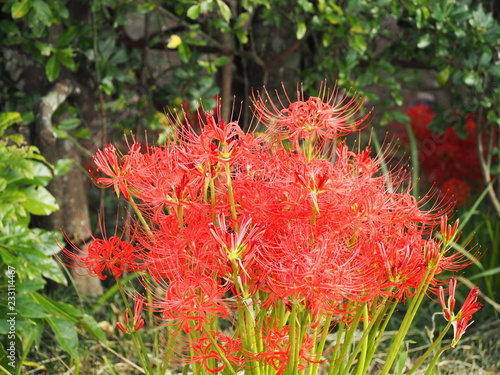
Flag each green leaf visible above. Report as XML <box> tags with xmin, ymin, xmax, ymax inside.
<box><xmin>45</xmin><ymin>55</ymin><xmax>60</xmax><ymax>83</ymax></box>
<box><xmin>45</xmin><ymin>317</ymin><xmax>79</xmax><ymax>358</ymax></box>
<box><xmin>178</xmin><ymin>42</ymin><xmax>192</xmax><ymax>63</ymax></box>
<box><xmin>56</xmin><ymin>26</ymin><xmax>79</xmax><ymax>48</ymax></box>
<box><xmin>19</xmin><ymin>186</ymin><xmax>59</xmax><ymax>215</ymax></box>
<box><xmin>216</xmin><ymin>0</ymin><xmax>231</xmax><ymax>23</ymax></box>
<box><xmin>17</xmin><ymin>295</ymin><xmax>50</xmax><ymax>319</ymax></box>
<box><xmin>34</xmin><ymin>41</ymin><xmax>53</xmax><ymax>56</ymax></box>
<box><xmin>186</xmin><ymin>4</ymin><xmax>201</xmax><ymax>20</ymax></box>
<box><xmin>296</xmin><ymin>20</ymin><xmax>307</xmax><ymax>40</ymax></box>
<box><xmin>11</xmin><ymin>0</ymin><xmax>31</xmax><ymax>19</ymax></box>
<box><xmin>437</xmin><ymin>66</ymin><xmax>450</xmax><ymax>86</ymax></box>
<box><xmin>54</xmin><ymin>158</ymin><xmax>72</xmax><ymax>176</ymax></box>
<box><xmin>58</xmin><ymin>117</ymin><xmax>81</xmax><ymax>131</ymax></box>
<box><xmin>39</xmin><ymin>259</ymin><xmax>67</xmax><ymax>285</ymax></box>
<box><xmin>417</xmin><ymin>34</ymin><xmax>431</xmax><ymax>48</ymax></box>
<box><xmin>0</xmin><ymin>112</ymin><xmax>21</xmax><ymax>136</ymax></box>
<box><xmin>488</xmin><ymin>65</ymin><xmax>500</xmax><ymax>77</ymax></box>
<box><xmin>32</xmin><ymin>0</ymin><xmax>53</xmax><ymax>26</ymax></box>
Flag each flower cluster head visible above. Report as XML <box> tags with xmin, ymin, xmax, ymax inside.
<box><xmin>64</xmin><ymin>84</ymin><xmax>480</xmax><ymax>372</ymax></box>
<box><xmin>394</xmin><ymin>102</ymin><xmax>483</xmax><ymax>206</ymax></box>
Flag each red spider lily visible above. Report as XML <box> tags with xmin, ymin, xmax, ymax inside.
<box><xmin>64</xmin><ymin>83</ymin><xmax>481</xmax><ymax>374</ymax></box>
<box><xmin>154</xmin><ymin>273</ymin><xmax>231</xmax><ymax>333</ymax></box>
<box><xmin>117</xmin><ymin>295</ymin><xmax>146</xmax><ymax>333</ymax></box>
<box><xmin>93</xmin><ymin>142</ymin><xmax>144</xmax><ymax>198</ymax></box>
<box><xmin>251</xmin><ymin>84</ymin><xmax>370</xmax><ymax>148</ymax></box>
<box><xmin>189</xmin><ymin>331</ymin><xmax>244</xmax><ymax>374</ymax></box>
<box><xmin>253</xmin><ymin>324</ymin><xmax>322</xmax><ymax>375</ymax></box>
<box><xmin>438</xmin><ymin>278</ymin><xmax>482</xmax><ymax>346</ymax></box>
<box><xmin>61</xmin><ymin>235</ymin><xmax>138</xmax><ymax>280</ymax></box>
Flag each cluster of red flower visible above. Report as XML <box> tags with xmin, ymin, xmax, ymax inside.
<box><xmin>398</xmin><ymin>103</ymin><xmax>482</xmax><ymax>206</ymax></box>
<box><xmin>62</xmin><ymin>86</ymin><xmax>480</xmax><ymax>374</ymax></box>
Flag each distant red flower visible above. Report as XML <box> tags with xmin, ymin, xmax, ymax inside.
<box><xmin>440</xmin><ymin>178</ymin><xmax>471</xmax><ymax>207</ymax></box>
<box><xmin>62</xmin><ymin>235</ymin><xmax>138</xmax><ymax>280</ymax></box>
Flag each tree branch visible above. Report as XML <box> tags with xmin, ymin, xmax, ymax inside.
<box><xmin>35</xmin><ymin>79</ymin><xmax>80</xmax><ymax>145</ymax></box>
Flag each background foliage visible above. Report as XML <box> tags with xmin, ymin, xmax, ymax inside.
<box><xmin>0</xmin><ymin>0</ymin><xmax>499</xmax><ymax>373</ymax></box>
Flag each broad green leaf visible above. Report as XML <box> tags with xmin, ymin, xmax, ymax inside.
<box><xmin>296</xmin><ymin>20</ymin><xmax>307</xmax><ymax>40</ymax></box>
<box><xmin>34</xmin><ymin>41</ymin><xmax>53</xmax><ymax>56</ymax></box>
<box><xmin>16</xmin><ymin>278</ymin><xmax>46</xmax><ymax>294</ymax></box>
<box><xmin>58</xmin><ymin>117</ymin><xmax>81</xmax><ymax>131</ymax></box>
<box><xmin>39</xmin><ymin>259</ymin><xmax>67</xmax><ymax>285</ymax></box>
<box><xmin>216</xmin><ymin>0</ymin><xmax>231</xmax><ymax>23</ymax></box>
<box><xmin>45</xmin><ymin>55</ymin><xmax>60</xmax><ymax>83</ymax></box>
<box><xmin>10</xmin><ymin>158</ymin><xmax>35</xmax><ymax>180</ymax></box>
<box><xmin>45</xmin><ymin>317</ymin><xmax>78</xmax><ymax>358</ymax></box>
<box><xmin>0</xmin><ymin>178</ymin><xmax>6</xmax><ymax>192</ymax></box>
<box><xmin>17</xmin><ymin>295</ymin><xmax>50</xmax><ymax>319</ymax></box>
<box><xmin>56</xmin><ymin>26</ymin><xmax>79</xmax><ymax>48</ymax></box>
<box><xmin>178</xmin><ymin>42</ymin><xmax>192</xmax><ymax>63</ymax></box>
<box><xmin>32</xmin><ymin>293</ymin><xmax>106</xmax><ymax>342</ymax></box>
<box><xmin>11</xmin><ymin>0</ymin><xmax>31</xmax><ymax>19</ymax></box>
<box><xmin>32</xmin><ymin>0</ymin><xmax>52</xmax><ymax>26</ymax></box>
<box><xmin>54</xmin><ymin>158</ymin><xmax>72</xmax><ymax>176</ymax></box>
<box><xmin>0</xmin><ymin>112</ymin><xmax>22</xmax><ymax>135</ymax></box>
<box><xmin>19</xmin><ymin>186</ymin><xmax>59</xmax><ymax>215</ymax></box>
<box><xmin>186</xmin><ymin>4</ymin><xmax>200</xmax><ymax>20</ymax></box>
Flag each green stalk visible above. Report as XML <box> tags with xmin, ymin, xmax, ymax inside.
<box><xmin>201</xmin><ymin>327</ymin><xmax>237</xmax><ymax>374</ymax></box>
<box><xmin>362</xmin><ymin>297</ymin><xmax>399</xmax><ymax>374</ymax></box>
<box><xmin>354</xmin><ymin>305</ymin><xmax>369</xmax><ymax>375</ymax></box>
<box><xmin>406</xmin><ymin>322</ymin><xmax>452</xmax><ymax>375</ymax></box>
<box><xmin>309</xmin><ymin>313</ymin><xmax>333</xmax><ymax>375</ymax></box>
<box><xmin>379</xmin><ymin>268</ymin><xmax>435</xmax><ymax>375</ymax></box>
<box><xmin>327</xmin><ymin>322</ymin><xmax>345</xmax><ymax>375</ymax></box>
<box><xmin>286</xmin><ymin>303</ymin><xmax>300</xmax><ymax>374</ymax></box>
<box><xmin>330</xmin><ymin>304</ymin><xmax>365</xmax><ymax>375</ymax></box>
<box><xmin>423</xmin><ymin>345</ymin><xmax>452</xmax><ymax>375</ymax></box>
<box><xmin>224</xmin><ymin>162</ymin><xmax>238</xmax><ymax>225</ymax></box>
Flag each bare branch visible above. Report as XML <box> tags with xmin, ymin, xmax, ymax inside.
<box><xmin>35</xmin><ymin>79</ymin><xmax>80</xmax><ymax>145</ymax></box>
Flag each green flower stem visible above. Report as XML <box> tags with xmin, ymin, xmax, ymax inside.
<box><xmin>224</xmin><ymin>162</ymin><xmax>238</xmax><ymax>225</ymax></box>
<box><xmin>362</xmin><ymin>297</ymin><xmax>399</xmax><ymax>374</ymax></box>
<box><xmin>129</xmin><ymin>196</ymin><xmax>153</xmax><ymax>236</ymax></box>
<box><xmin>406</xmin><ymin>322</ymin><xmax>452</xmax><ymax>375</ymax></box>
<box><xmin>330</xmin><ymin>304</ymin><xmax>365</xmax><ymax>375</ymax></box>
<box><xmin>160</xmin><ymin>325</ymin><xmax>181</xmax><ymax>375</ymax></box>
<box><xmin>341</xmin><ymin>297</ymin><xmax>391</xmax><ymax>375</ymax></box>
<box><xmin>309</xmin><ymin>313</ymin><xmax>333</xmax><ymax>375</ymax></box>
<box><xmin>201</xmin><ymin>327</ymin><xmax>237</xmax><ymax>375</ymax></box>
<box><xmin>354</xmin><ymin>304</ymin><xmax>370</xmax><ymax>375</ymax></box>
<box><xmin>379</xmin><ymin>268</ymin><xmax>436</xmax><ymax>375</ymax></box>
<box><xmin>285</xmin><ymin>303</ymin><xmax>300</xmax><ymax>374</ymax></box>
<box><xmin>327</xmin><ymin>322</ymin><xmax>345</xmax><ymax>375</ymax></box>
<box><xmin>423</xmin><ymin>345</ymin><xmax>452</xmax><ymax>375</ymax></box>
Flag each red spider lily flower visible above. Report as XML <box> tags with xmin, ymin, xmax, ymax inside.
<box><xmin>438</xmin><ymin>278</ymin><xmax>482</xmax><ymax>346</ymax></box>
<box><xmin>61</xmin><ymin>235</ymin><xmax>138</xmax><ymax>280</ymax></box>
<box><xmin>189</xmin><ymin>331</ymin><xmax>244</xmax><ymax>374</ymax></box>
<box><xmin>251</xmin><ymin>84</ymin><xmax>370</xmax><ymax>148</ymax></box>
<box><xmin>254</xmin><ymin>324</ymin><xmax>321</xmax><ymax>375</ymax></box>
<box><xmin>155</xmin><ymin>273</ymin><xmax>231</xmax><ymax>333</ymax></box>
<box><xmin>93</xmin><ymin>142</ymin><xmax>144</xmax><ymax>198</ymax></box>
<box><xmin>117</xmin><ymin>295</ymin><xmax>145</xmax><ymax>333</ymax></box>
